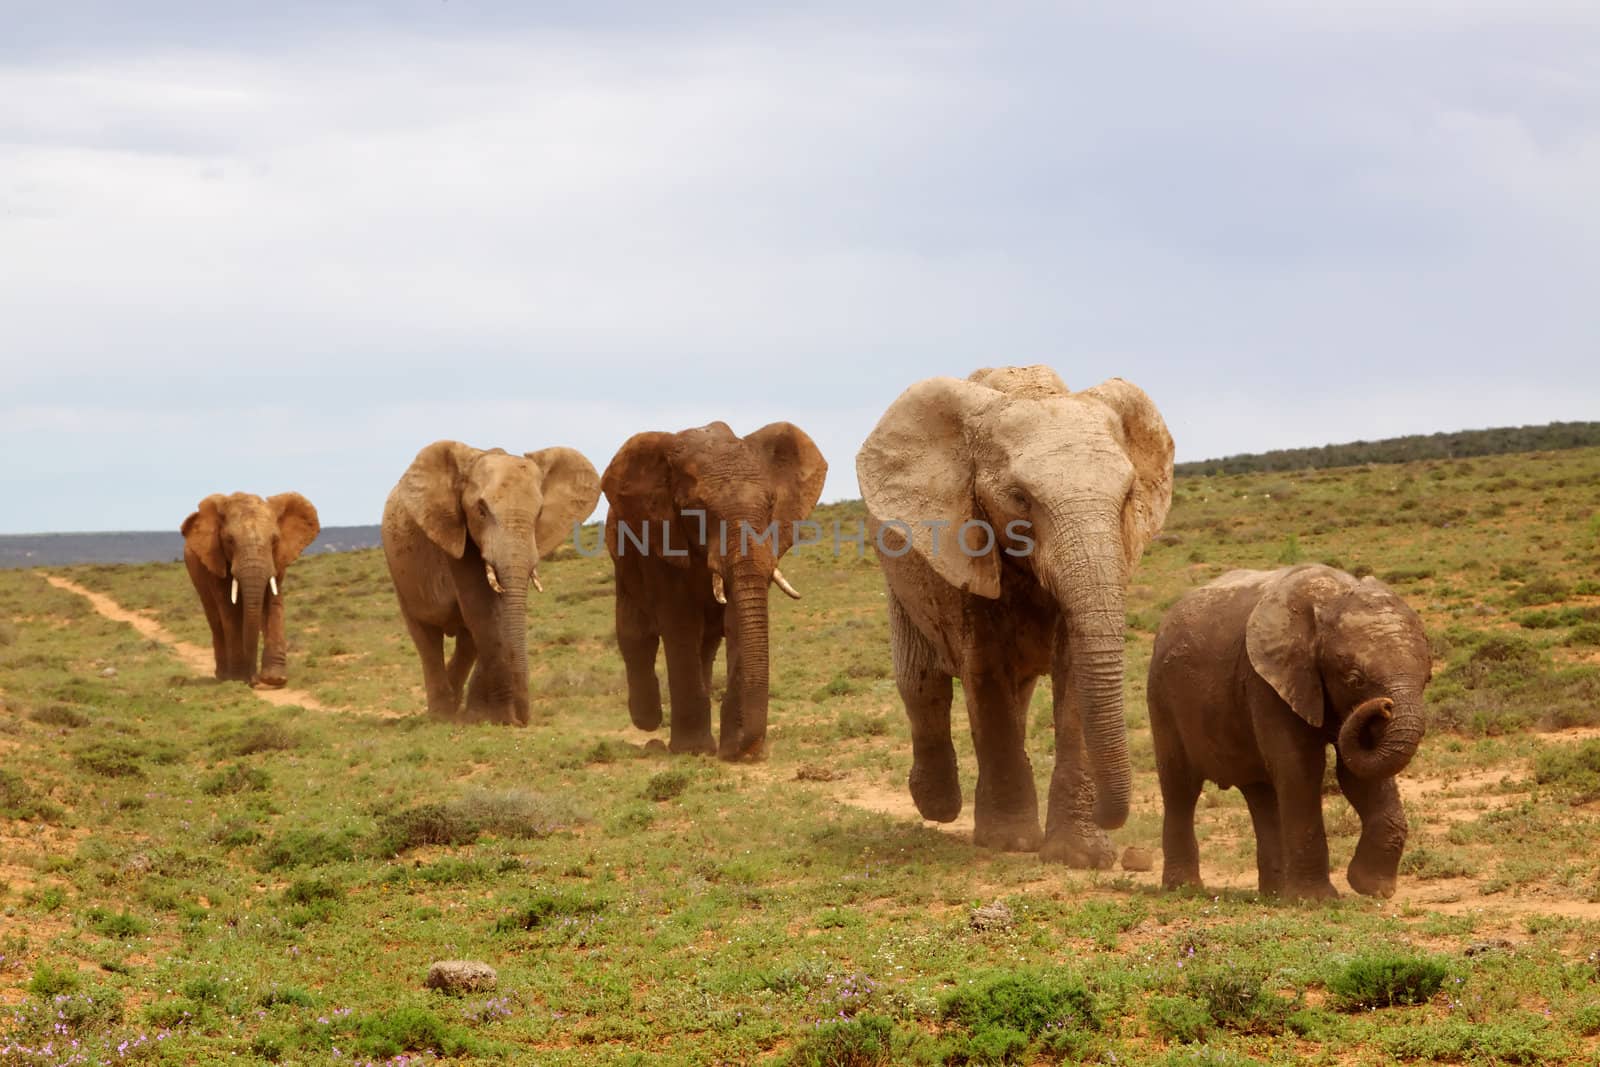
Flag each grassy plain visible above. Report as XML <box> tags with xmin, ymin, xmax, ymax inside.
<box><xmin>2</xmin><ymin>446</ymin><xmax>1599</xmax><ymax>1064</ymax></box>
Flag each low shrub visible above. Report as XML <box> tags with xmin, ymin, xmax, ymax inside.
<box><xmin>199</xmin><ymin>763</ymin><xmax>270</xmax><ymax>796</ymax></box>
<box><xmin>1146</xmin><ymin>994</ymin><xmax>1210</xmax><ymax>1043</ymax></box>
<box><xmin>1533</xmin><ymin>739</ymin><xmax>1600</xmax><ymax>804</ymax></box>
<box><xmin>783</xmin><ymin>1014</ymin><xmax>897</xmax><ymax>1066</ymax></box>
<box><xmin>643</xmin><ymin>768</ymin><xmax>693</xmax><ymax>802</ymax></box>
<box><xmin>1327</xmin><ymin>952</ymin><xmax>1449</xmax><ymax>1010</ymax></box>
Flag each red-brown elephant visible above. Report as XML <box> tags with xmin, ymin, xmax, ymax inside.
<box><xmin>181</xmin><ymin>492</ymin><xmax>321</xmax><ymax>687</ymax></box>
<box><xmin>602</xmin><ymin>421</ymin><xmax>827</xmax><ymax>761</ymax></box>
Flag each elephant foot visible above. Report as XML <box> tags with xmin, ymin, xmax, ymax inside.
<box><xmin>1040</xmin><ymin>827</ymin><xmax>1116</xmax><ymax>869</ymax></box>
<box><xmin>669</xmin><ymin>731</ymin><xmax>716</xmax><ymax>756</ymax></box>
<box><xmin>1162</xmin><ymin>866</ymin><xmax>1204</xmax><ymax>892</ymax></box>
<box><xmin>718</xmin><ymin>734</ymin><xmax>767</xmax><ymax>762</ymax></box>
<box><xmin>252</xmin><ymin>673</ymin><xmax>286</xmax><ymax>690</ymax></box>
<box><xmin>1347</xmin><ymin>861</ymin><xmax>1397</xmax><ymax>899</ymax></box>
<box><xmin>628</xmin><ymin>691</ymin><xmax>663</xmax><ymax>732</ymax></box>
<box><xmin>909</xmin><ymin>752</ymin><xmax>961</xmax><ymax>823</ymax></box>
<box><xmin>1283</xmin><ymin>879</ymin><xmax>1340</xmax><ymax>902</ymax></box>
<box><xmin>973</xmin><ymin>817</ymin><xmax>1044</xmax><ymax>853</ymax></box>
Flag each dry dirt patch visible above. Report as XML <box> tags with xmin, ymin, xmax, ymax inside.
<box><xmin>43</xmin><ymin>574</ymin><xmax>337</xmax><ymax>714</ymax></box>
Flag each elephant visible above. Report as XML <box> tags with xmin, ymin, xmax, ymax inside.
<box><xmin>381</xmin><ymin>440</ymin><xmax>600</xmax><ymax>725</ymax></box>
<box><xmin>1148</xmin><ymin>564</ymin><xmax>1433</xmax><ymax>899</ymax></box>
<box><xmin>181</xmin><ymin>492</ymin><xmax>321</xmax><ymax>687</ymax></box>
<box><xmin>601</xmin><ymin>421</ymin><xmax>827</xmax><ymax>760</ymax></box>
<box><xmin>856</xmin><ymin>365</ymin><xmax>1173</xmax><ymax>865</ymax></box>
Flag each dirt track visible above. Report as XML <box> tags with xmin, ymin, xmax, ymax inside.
<box><xmin>43</xmin><ymin>574</ymin><xmax>332</xmax><ymax>713</ymax></box>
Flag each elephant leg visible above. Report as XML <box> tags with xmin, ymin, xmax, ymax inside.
<box><xmin>446</xmin><ymin>629</ymin><xmax>477</xmax><ymax>712</ymax></box>
<box><xmin>221</xmin><ymin>606</ymin><xmax>250</xmax><ymax>681</ymax></box>
<box><xmin>965</xmin><ymin>665</ymin><xmax>1043</xmax><ymax>853</ymax></box>
<box><xmin>1157</xmin><ymin>766</ymin><xmax>1205</xmax><ymax>891</ymax></box>
<box><xmin>1042</xmin><ymin>653</ymin><xmax>1115</xmax><ymax>869</ymax></box>
<box><xmin>1263</xmin><ymin>734</ymin><xmax>1337</xmax><ymax>900</ymax></box>
<box><xmin>889</xmin><ymin>591</ymin><xmax>959</xmax><ymax>822</ymax></box>
<box><xmin>196</xmin><ymin>583</ymin><xmax>230</xmax><ymax>680</ymax></box>
<box><xmin>401</xmin><ymin>614</ymin><xmax>458</xmax><ymax>719</ymax></box>
<box><xmin>714</xmin><ymin>618</ymin><xmax>745</xmax><ymax>761</ymax></box>
<box><xmin>256</xmin><ymin>594</ymin><xmax>289</xmax><ymax>688</ymax></box>
<box><xmin>1337</xmin><ymin>762</ymin><xmax>1407</xmax><ymax>898</ymax></box>
<box><xmin>663</xmin><ymin>622</ymin><xmax>714</xmax><ymax>755</ymax></box>
<box><xmin>1239</xmin><ymin>782</ymin><xmax>1286</xmax><ymax>896</ymax></box>
<box><xmin>616</xmin><ymin>586</ymin><xmax>663</xmax><ymax>731</ymax></box>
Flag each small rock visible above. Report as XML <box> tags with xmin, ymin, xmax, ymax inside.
<box><xmin>99</xmin><ymin>667</ymin><xmax>118</xmax><ymax>679</ymax></box>
<box><xmin>425</xmin><ymin>960</ymin><xmax>497</xmax><ymax>995</ymax></box>
<box><xmin>1464</xmin><ymin>938</ymin><xmax>1515</xmax><ymax>958</ymax></box>
<box><xmin>643</xmin><ymin>739</ymin><xmax>668</xmax><ymax>753</ymax></box>
<box><xmin>123</xmin><ymin>853</ymin><xmax>153</xmax><ymax>873</ymax></box>
<box><xmin>1120</xmin><ymin>846</ymin><xmax>1155</xmax><ymax>872</ymax></box>
<box><xmin>969</xmin><ymin>900</ymin><xmax>1014</xmax><ymax>932</ymax></box>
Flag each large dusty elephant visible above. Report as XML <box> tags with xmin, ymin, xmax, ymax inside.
<box><xmin>856</xmin><ymin>366</ymin><xmax>1173</xmax><ymax>865</ymax></box>
<box><xmin>382</xmin><ymin>440</ymin><xmax>600</xmax><ymax>725</ymax></box>
<box><xmin>1148</xmin><ymin>564</ymin><xmax>1432</xmax><ymax>899</ymax></box>
<box><xmin>181</xmin><ymin>492</ymin><xmax>321</xmax><ymax>687</ymax></box>
<box><xmin>602</xmin><ymin>421</ymin><xmax>827</xmax><ymax>760</ymax></box>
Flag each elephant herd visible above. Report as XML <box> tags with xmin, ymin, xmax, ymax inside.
<box><xmin>179</xmin><ymin>365</ymin><xmax>1433</xmax><ymax>900</ymax></box>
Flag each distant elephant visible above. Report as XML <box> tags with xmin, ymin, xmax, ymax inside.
<box><xmin>602</xmin><ymin>421</ymin><xmax>827</xmax><ymax>760</ymax></box>
<box><xmin>857</xmin><ymin>366</ymin><xmax>1173</xmax><ymax>865</ymax></box>
<box><xmin>1148</xmin><ymin>564</ymin><xmax>1432</xmax><ymax>899</ymax></box>
<box><xmin>181</xmin><ymin>492</ymin><xmax>321</xmax><ymax>687</ymax></box>
<box><xmin>381</xmin><ymin>440</ymin><xmax>600</xmax><ymax>725</ymax></box>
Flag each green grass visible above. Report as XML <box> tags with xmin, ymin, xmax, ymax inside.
<box><xmin>0</xmin><ymin>447</ymin><xmax>1598</xmax><ymax>1062</ymax></box>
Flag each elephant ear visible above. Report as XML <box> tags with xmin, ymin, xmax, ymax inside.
<box><xmin>525</xmin><ymin>447</ymin><xmax>601</xmax><ymax>561</ymax></box>
<box><xmin>745</xmin><ymin>422</ymin><xmax>828</xmax><ymax>558</ymax></box>
<box><xmin>601</xmin><ymin>431</ymin><xmax>689</xmax><ymax>568</ymax></box>
<box><xmin>1079</xmin><ymin>378</ymin><xmax>1175</xmax><ymax>572</ymax></box>
<box><xmin>180</xmin><ymin>494</ymin><xmax>228</xmax><ymax>578</ymax></box>
<box><xmin>396</xmin><ymin>440</ymin><xmax>479</xmax><ymax>559</ymax></box>
<box><xmin>1246</xmin><ymin>564</ymin><xmax>1356</xmax><ymax>727</ymax></box>
<box><xmin>269</xmin><ymin>493</ymin><xmax>321</xmax><ymax>574</ymax></box>
<box><xmin>857</xmin><ymin>376</ymin><xmax>1003</xmax><ymax>598</ymax></box>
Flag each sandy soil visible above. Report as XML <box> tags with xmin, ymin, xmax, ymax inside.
<box><xmin>43</xmin><ymin>574</ymin><xmax>331</xmax><ymax>713</ymax></box>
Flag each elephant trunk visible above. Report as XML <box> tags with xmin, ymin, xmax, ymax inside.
<box><xmin>233</xmin><ymin>555</ymin><xmax>271</xmax><ymax>682</ymax></box>
<box><xmin>1338</xmin><ymin>689</ymin><xmax>1425</xmax><ymax>779</ymax></box>
<box><xmin>501</xmin><ymin>583</ymin><xmax>531</xmax><ymax>725</ymax></box>
<box><xmin>490</xmin><ymin>540</ymin><xmax>534</xmax><ymax>726</ymax></box>
<box><xmin>727</xmin><ymin>555</ymin><xmax>770</xmax><ymax>759</ymax></box>
<box><xmin>1049</xmin><ymin>510</ymin><xmax>1134</xmax><ymax>830</ymax></box>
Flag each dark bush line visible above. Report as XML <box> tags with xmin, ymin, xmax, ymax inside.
<box><xmin>1176</xmin><ymin>421</ymin><xmax>1600</xmax><ymax>476</ymax></box>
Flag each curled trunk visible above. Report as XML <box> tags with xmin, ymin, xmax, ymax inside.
<box><xmin>1338</xmin><ymin>691</ymin><xmax>1424</xmax><ymax>779</ymax></box>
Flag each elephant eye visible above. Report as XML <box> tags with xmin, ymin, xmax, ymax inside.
<box><xmin>1345</xmin><ymin>667</ymin><xmax>1365</xmax><ymax>687</ymax></box>
<box><xmin>477</xmin><ymin>500</ymin><xmax>490</xmax><ymax>518</ymax></box>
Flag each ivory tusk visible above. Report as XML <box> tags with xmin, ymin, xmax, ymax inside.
<box><xmin>711</xmin><ymin>572</ymin><xmax>726</xmax><ymax>605</ymax></box>
<box><xmin>230</xmin><ymin>578</ymin><xmax>239</xmax><ymax>605</ymax></box>
<box><xmin>485</xmin><ymin>561</ymin><xmax>505</xmax><ymax>594</ymax></box>
<box><xmin>772</xmin><ymin>567</ymin><xmax>801</xmax><ymax>600</ymax></box>
<box><xmin>269</xmin><ymin>576</ymin><xmax>278</xmax><ymax>596</ymax></box>
<box><xmin>531</xmin><ymin>571</ymin><xmax>544</xmax><ymax>594</ymax></box>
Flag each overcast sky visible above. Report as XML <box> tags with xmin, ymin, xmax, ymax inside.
<box><xmin>3</xmin><ymin>2</ymin><xmax>1597</xmax><ymax>533</ymax></box>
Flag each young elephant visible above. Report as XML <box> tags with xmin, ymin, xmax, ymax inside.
<box><xmin>181</xmin><ymin>492</ymin><xmax>321</xmax><ymax>687</ymax></box>
<box><xmin>1148</xmin><ymin>564</ymin><xmax>1432</xmax><ymax>899</ymax></box>
<box><xmin>382</xmin><ymin>441</ymin><xmax>600</xmax><ymax>725</ymax></box>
